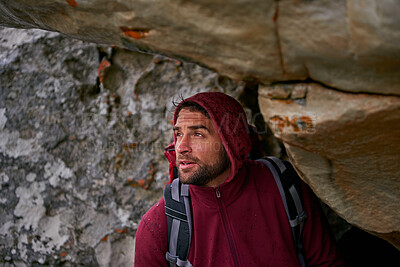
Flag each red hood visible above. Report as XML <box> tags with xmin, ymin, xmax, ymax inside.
<box><xmin>164</xmin><ymin>92</ymin><xmax>263</xmax><ymax>184</ymax></box>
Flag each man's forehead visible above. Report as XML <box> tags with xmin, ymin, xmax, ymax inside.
<box><xmin>176</xmin><ymin>109</ymin><xmax>209</xmax><ymax>122</ymax></box>
<box><xmin>174</xmin><ymin>109</ymin><xmax>214</xmax><ymax>129</ymax></box>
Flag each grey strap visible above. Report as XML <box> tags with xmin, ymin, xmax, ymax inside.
<box><xmin>169</xmin><ymin>219</ymin><xmax>180</xmax><ymax>255</ymax></box>
<box><xmin>165</xmin><ymin>252</ymin><xmax>178</xmax><ymax>267</ymax></box>
<box><xmin>288</xmin><ymin>185</ymin><xmax>307</xmax><ymax>228</ymax></box>
<box><xmin>181</xmin><ymin>183</ymin><xmax>193</xmax><ymax>263</ymax></box>
<box><xmin>289</xmin><ymin>210</ymin><xmax>307</xmax><ymax>227</ymax></box>
<box><xmin>258</xmin><ymin>157</ymin><xmax>307</xmax><ymax>267</ymax></box>
<box><xmin>183</xmin><ymin>195</ymin><xmax>192</xmax><ymax>255</ymax></box>
<box><xmin>166</xmin><ymin>181</ymin><xmax>193</xmax><ymax>267</ymax></box>
<box><xmin>267</xmin><ymin>156</ymin><xmax>287</xmax><ymax>173</ymax></box>
<box><xmin>289</xmin><ymin>185</ymin><xmax>304</xmax><ymax>215</ymax></box>
<box><xmin>177</xmin><ymin>258</ymin><xmax>193</xmax><ymax>267</ymax></box>
<box><xmin>258</xmin><ymin>158</ymin><xmax>291</xmax><ymax>220</ymax></box>
<box><xmin>166</xmin><ymin>253</ymin><xmax>193</xmax><ymax>267</ymax></box>
<box><xmin>172</xmin><ymin>178</ymin><xmax>180</xmax><ymax>201</ymax></box>
<box><xmin>165</xmin><ymin>206</ymin><xmax>188</xmax><ymax>222</ymax></box>
<box><xmin>181</xmin><ymin>184</ymin><xmax>190</xmax><ymax>197</ymax></box>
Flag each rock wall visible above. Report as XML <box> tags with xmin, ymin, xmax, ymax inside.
<box><xmin>0</xmin><ymin>0</ymin><xmax>399</xmax><ymax>95</ymax></box>
<box><xmin>0</xmin><ymin>27</ymin><xmax>245</xmax><ymax>265</ymax></box>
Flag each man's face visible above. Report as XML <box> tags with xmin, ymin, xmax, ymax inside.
<box><xmin>174</xmin><ymin>108</ymin><xmax>230</xmax><ymax>187</ymax></box>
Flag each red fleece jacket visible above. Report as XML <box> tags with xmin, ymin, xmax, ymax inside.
<box><xmin>135</xmin><ymin>92</ymin><xmax>344</xmax><ymax>266</ymax></box>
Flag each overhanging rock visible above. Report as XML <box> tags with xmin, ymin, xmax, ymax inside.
<box><xmin>259</xmin><ymin>83</ymin><xmax>400</xmax><ymax>249</ymax></box>
<box><xmin>0</xmin><ymin>0</ymin><xmax>400</xmax><ymax>94</ymax></box>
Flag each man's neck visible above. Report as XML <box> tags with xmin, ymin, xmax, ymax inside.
<box><xmin>205</xmin><ymin>166</ymin><xmax>231</xmax><ymax>188</ymax></box>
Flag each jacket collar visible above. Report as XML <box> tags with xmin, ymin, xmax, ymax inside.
<box><xmin>188</xmin><ymin>161</ymin><xmax>249</xmax><ymax>209</ymax></box>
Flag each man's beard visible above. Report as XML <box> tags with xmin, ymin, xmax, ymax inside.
<box><xmin>177</xmin><ymin>149</ymin><xmax>230</xmax><ymax>186</ymax></box>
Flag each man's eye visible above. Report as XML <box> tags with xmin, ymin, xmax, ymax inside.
<box><xmin>176</xmin><ymin>132</ymin><xmax>182</xmax><ymax>137</ymax></box>
<box><xmin>195</xmin><ymin>132</ymin><xmax>203</xmax><ymax>137</ymax></box>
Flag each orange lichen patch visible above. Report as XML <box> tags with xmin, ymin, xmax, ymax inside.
<box><xmin>298</xmin><ymin>116</ymin><xmax>314</xmax><ymax>132</ymax></box>
<box><xmin>97</xmin><ymin>58</ymin><xmax>111</xmax><ymax>83</ymax></box>
<box><xmin>145</xmin><ymin>164</ymin><xmax>156</xmax><ymax>190</ymax></box>
<box><xmin>153</xmin><ymin>58</ymin><xmax>163</xmax><ymax>64</ymax></box>
<box><xmin>299</xmin><ymin>116</ymin><xmax>312</xmax><ymax>125</ymax></box>
<box><xmin>125</xmin><ymin>163</ymin><xmax>155</xmax><ymax>190</ymax></box>
<box><xmin>101</xmin><ymin>234</ymin><xmax>109</xmax><ymax>242</ymax></box>
<box><xmin>120</xmin><ymin>27</ymin><xmax>150</xmax><ymax>40</ymax></box>
<box><xmin>148</xmin><ymin>163</ymin><xmax>154</xmax><ymax>174</ymax></box>
<box><xmin>115</xmin><ymin>228</ymin><xmax>127</xmax><ymax>234</ymax></box>
<box><xmin>270</xmin><ymin>116</ymin><xmax>286</xmax><ymax>131</ymax></box>
<box><xmin>66</xmin><ymin>0</ymin><xmax>78</xmax><ymax>8</ymax></box>
<box><xmin>69</xmin><ymin>135</ymin><xmax>75</xmax><ymax>141</ymax></box>
<box><xmin>137</xmin><ymin>179</ymin><xmax>146</xmax><ymax>187</ymax></box>
<box><xmin>61</xmin><ymin>252</ymin><xmax>67</xmax><ymax>257</ymax></box>
<box><xmin>270</xmin><ymin>115</ymin><xmax>313</xmax><ymax>132</ymax></box>
<box><xmin>128</xmin><ymin>143</ymin><xmax>137</xmax><ymax>149</ymax></box>
<box><xmin>122</xmin><ymin>142</ymin><xmax>129</xmax><ymax>152</ymax></box>
<box><xmin>125</xmin><ymin>178</ymin><xmax>144</xmax><ymax>188</ymax></box>
<box><xmin>133</xmin><ymin>91</ymin><xmax>140</xmax><ymax>101</ymax></box>
<box><xmin>115</xmin><ymin>153</ymin><xmax>124</xmax><ymax>170</ymax></box>
<box><xmin>169</xmin><ymin>119</ymin><xmax>174</xmax><ymax>125</ymax></box>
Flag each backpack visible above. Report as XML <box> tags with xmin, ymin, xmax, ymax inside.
<box><xmin>164</xmin><ymin>156</ymin><xmax>308</xmax><ymax>267</ymax></box>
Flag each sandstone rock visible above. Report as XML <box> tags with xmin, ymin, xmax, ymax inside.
<box><xmin>259</xmin><ymin>83</ymin><xmax>400</xmax><ymax>249</ymax></box>
<box><xmin>278</xmin><ymin>0</ymin><xmax>400</xmax><ymax>94</ymax></box>
<box><xmin>0</xmin><ymin>0</ymin><xmax>399</xmax><ymax>94</ymax></box>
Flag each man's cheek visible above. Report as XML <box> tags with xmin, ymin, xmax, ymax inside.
<box><xmin>194</xmin><ymin>142</ymin><xmax>209</xmax><ymax>151</ymax></box>
<box><xmin>212</xmin><ymin>142</ymin><xmax>224</xmax><ymax>152</ymax></box>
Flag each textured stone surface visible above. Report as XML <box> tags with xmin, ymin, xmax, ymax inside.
<box><xmin>259</xmin><ymin>83</ymin><xmax>400</xmax><ymax>249</ymax></box>
<box><xmin>0</xmin><ymin>26</ymin><xmax>244</xmax><ymax>265</ymax></box>
<box><xmin>0</xmin><ymin>0</ymin><xmax>399</xmax><ymax>94</ymax></box>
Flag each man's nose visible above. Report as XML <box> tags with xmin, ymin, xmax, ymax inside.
<box><xmin>176</xmin><ymin>135</ymin><xmax>191</xmax><ymax>154</ymax></box>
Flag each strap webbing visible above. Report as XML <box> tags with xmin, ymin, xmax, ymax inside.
<box><xmin>257</xmin><ymin>158</ymin><xmax>291</xmax><ymax>220</ymax></box>
<box><xmin>172</xmin><ymin>178</ymin><xmax>180</xmax><ymax>201</ymax></box>
<box><xmin>289</xmin><ymin>185</ymin><xmax>303</xmax><ymax>215</ymax></box>
<box><xmin>177</xmin><ymin>258</ymin><xmax>193</xmax><ymax>267</ymax></box>
<box><xmin>183</xmin><ymin>191</ymin><xmax>192</xmax><ymax>254</ymax></box>
<box><xmin>257</xmin><ymin>157</ymin><xmax>307</xmax><ymax>267</ymax></box>
<box><xmin>166</xmin><ymin>252</ymin><xmax>193</xmax><ymax>267</ymax></box>
<box><xmin>267</xmin><ymin>156</ymin><xmax>287</xmax><ymax>173</ymax></box>
<box><xmin>169</xmin><ymin>219</ymin><xmax>181</xmax><ymax>256</ymax></box>
<box><xmin>165</xmin><ymin>179</ymin><xmax>193</xmax><ymax>267</ymax></box>
<box><xmin>181</xmin><ymin>183</ymin><xmax>189</xmax><ymax>196</ymax></box>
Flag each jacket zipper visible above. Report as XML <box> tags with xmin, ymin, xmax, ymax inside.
<box><xmin>215</xmin><ymin>187</ymin><xmax>240</xmax><ymax>267</ymax></box>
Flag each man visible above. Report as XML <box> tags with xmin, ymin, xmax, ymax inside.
<box><xmin>135</xmin><ymin>92</ymin><xmax>344</xmax><ymax>266</ymax></box>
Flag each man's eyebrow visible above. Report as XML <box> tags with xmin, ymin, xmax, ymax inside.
<box><xmin>188</xmin><ymin>125</ymin><xmax>210</xmax><ymax>132</ymax></box>
<box><xmin>173</xmin><ymin>125</ymin><xmax>210</xmax><ymax>132</ymax></box>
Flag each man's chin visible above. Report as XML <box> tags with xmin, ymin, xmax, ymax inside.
<box><xmin>178</xmin><ymin>172</ymin><xmax>191</xmax><ymax>183</ymax></box>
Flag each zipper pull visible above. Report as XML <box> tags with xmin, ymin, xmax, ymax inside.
<box><xmin>215</xmin><ymin>187</ymin><xmax>221</xmax><ymax>198</ymax></box>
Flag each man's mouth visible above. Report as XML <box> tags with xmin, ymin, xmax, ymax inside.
<box><xmin>178</xmin><ymin>160</ymin><xmax>197</xmax><ymax>170</ymax></box>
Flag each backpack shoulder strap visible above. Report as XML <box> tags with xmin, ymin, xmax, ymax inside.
<box><xmin>164</xmin><ymin>177</ymin><xmax>193</xmax><ymax>267</ymax></box>
<box><xmin>257</xmin><ymin>156</ymin><xmax>308</xmax><ymax>267</ymax></box>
